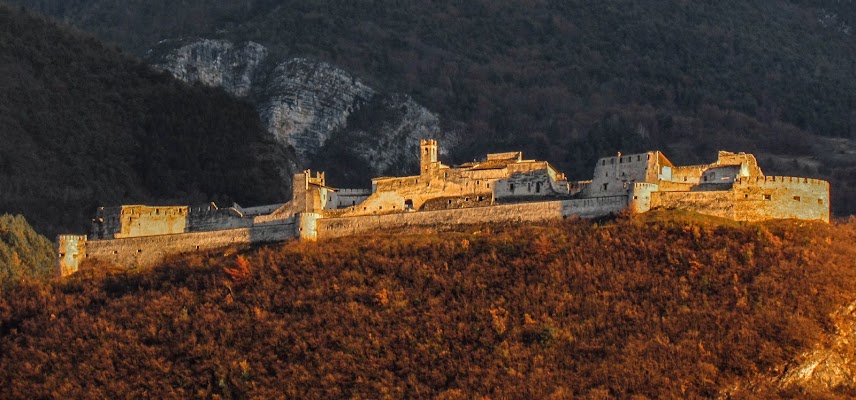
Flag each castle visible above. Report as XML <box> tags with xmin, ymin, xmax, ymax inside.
<box><xmin>57</xmin><ymin>140</ymin><xmax>829</xmax><ymax>276</ymax></box>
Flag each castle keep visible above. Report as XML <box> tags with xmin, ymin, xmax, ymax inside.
<box><xmin>57</xmin><ymin>140</ymin><xmax>829</xmax><ymax>276</ymax></box>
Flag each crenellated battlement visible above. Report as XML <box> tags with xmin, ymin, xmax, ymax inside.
<box><xmin>736</xmin><ymin>176</ymin><xmax>829</xmax><ymax>186</ymax></box>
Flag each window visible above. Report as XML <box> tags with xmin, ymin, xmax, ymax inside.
<box><xmin>478</xmin><ymin>196</ymin><xmax>484</xmax><ymax>201</ymax></box>
<box><xmin>637</xmin><ymin>155</ymin><xmax>641</xmax><ymax>161</ymax></box>
<box><xmin>510</xmin><ymin>183</ymin><xmax>515</xmax><ymax>192</ymax></box>
<box><xmin>619</xmin><ymin>158</ymin><xmax>623</xmax><ymax>163</ymax></box>
<box><xmin>465</xmin><ymin>197</ymin><xmax>470</xmax><ymax>201</ymax></box>
<box><xmin>448</xmin><ymin>199</ymin><xmax>452</xmax><ymax>205</ymax></box>
<box><xmin>602</xmin><ymin>183</ymin><xmax>609</xmax><ymax>191</ymax></box>
<box><xmin>819</xmin><ymin>199</ymin><xmax>824</xmax><ymax>205</ymax></box>
<box><xmin>763</xmin><ymin>194</ymin><xmax>771</xmax><ymax>200</ymax></box>
<box><xmin>487</xmin><ymin>183</ymin><xmax>490</xmax><ymax>188</ymax></box>
<box><xmin>535</xmin><ymin>182</ymin><xmax>541</xmax><ymax>193</ymax></box>
<box><xmin>602</xmin><ymin>160</ymin><xmax>606</xmax><ymax>166</ymax></box>
<box><xmin>793</xmin><ymin>196</ymin><xmax>801</xmax><ymax>202</ymax></box>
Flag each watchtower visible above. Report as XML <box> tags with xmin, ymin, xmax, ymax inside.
<box><xmin>420</xmin><ymin>139</ymin><xmax>438</xmax><ymax>175</ymax></box>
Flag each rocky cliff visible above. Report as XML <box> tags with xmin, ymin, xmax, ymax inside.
<box><xmin>150</xmin><ymin>39</ymin><xmax>268</xmax><ymax>98</ymax></box>
<box><xmin>148</xmin><ymin>39</ymin><xmax>460</xmax><ymax>182</ymax></box>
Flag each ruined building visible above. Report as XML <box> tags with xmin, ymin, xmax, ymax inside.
<box><xmin>57</xmin><ymin>140</ymin><xmax>829</xmax><ymax>276</ymax></box>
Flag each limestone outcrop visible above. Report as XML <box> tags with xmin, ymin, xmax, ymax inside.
<box><xmin>149</xmin><ymin>38</ymin><xmax>268</xmax><ymax>98</ymax></box>
<box><xmin>148</xmin><ymin>39</ymin><xmax>460</xmax><ymax>174</ymax></box>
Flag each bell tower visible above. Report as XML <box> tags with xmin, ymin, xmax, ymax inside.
<box><xmin>420</xmin><ymin>139</ymin><xmax>438</xmax><ymax>175</ymax></box>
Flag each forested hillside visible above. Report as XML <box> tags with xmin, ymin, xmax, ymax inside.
<box><xmin>1</xmin><ymin>215</ymin><xmax>855</xmax><ymax>398</ymax></box>
<box><xmin>0</xmin><ymin>214</ymin><xmax>54</xmax><ymax>289</ymax></box>
<box><xmin>8</xmin><ymin>0</ymin><xmax>856</xmax><ymax>215</ymax></box>
<box><xmin>0</xmin><ymin>5</ymin><xmax>297</xmax><ymax>237</ymax></box>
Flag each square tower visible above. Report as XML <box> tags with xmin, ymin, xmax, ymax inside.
<box><xmin>420</xmin><ymin>139</ymin><xmax>438</xmax><ymax>175</ymax></box>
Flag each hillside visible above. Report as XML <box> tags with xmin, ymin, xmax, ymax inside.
<box><xmin>7</xmin><ymin>0</ymin><xmax>856</xmax><ymax>215</ymax></box>
<box><xmin>0</xmin><ymin>214</ymin><xmax>54</xmax><ymax>289</ymax></box>
<box><xmin>2</xmin><ymin>215</ymin><xmax>856</xmax><ymax>398</ymax></box>
<box><xmin>0</xmin><ymin>5</ymin><xmax>297</xmax><ymax>237</ymax></box>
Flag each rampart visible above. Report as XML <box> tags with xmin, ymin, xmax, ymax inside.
<box><xmin>63</xmin><ymin>218</ymin><xmax>297</xmax><ymax>274</ymax></box>
<box><xmin>652</xmin><ymin>176</ymin><xmax>829</xmax><ymax>222</ymax></box>
<box><xmin>316</xmin><ymin>196</ymin><xmax>628</xmax><ymax>239</ymax></box>
<box><xmin>56</xmin><ymin>140</ymin><xmax>831</xmax><ymax>277</ymax></box>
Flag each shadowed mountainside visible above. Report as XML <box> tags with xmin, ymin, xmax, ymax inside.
<box><xmin>0</xmin><ymin>214</ymin><xmax>54</xmax><ymax>289</ymax></box>
<box><xmin>0</xmin><ymin>5</ymin><xmax>297</xmax><ymax>237</ymax></box>
<box><xmin>8</xmin><ymin>0</ymin><xmax>856</xmax><ymax>215</ymax></box>
<box><xmin>1</xmin><ymin>214</ymin><xmax>856</xmax><ymax>398</ymax></box>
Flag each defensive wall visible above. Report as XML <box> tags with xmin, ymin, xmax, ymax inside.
<box><xmin>59</xmin><ymin>217</ymin><xmax>299</xmax><ymax>274</ymax></box>
<box><xmin>56</xmin><ymin>140</ymin><xmax>831</xmax><ymax>277</ymax></box>
<box><xmin>651</xmin><ymin>176</ymin><xmax>829</xmax><ymax>222</ymax></box>
<box><xmin>316</xmin><ymin>196</ymin><xmax>629</xmax><ymax>239</ymax></box>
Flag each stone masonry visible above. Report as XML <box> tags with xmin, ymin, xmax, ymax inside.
<box><xmin>56</xmin><ymin>140</ymin><xmax>830</xmax><ymax>277</ymax></box>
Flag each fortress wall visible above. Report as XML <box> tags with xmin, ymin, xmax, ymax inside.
<box><xmin>94</xmin><ymin>206</ymin><xmax>189</xmax><ymax>239</ymax></box>
<box><xmin>316</xmin><ymin>196</ymin><xmax>628</xmax><ymax>239</ymax></box>
<box><xmin>494</xmin><ymin>170</ymin><xmax>562</xmax><ymax>199</ymax></box>
<box><xmin>327</xmin><ymin>189</ymin><xmax>371</xmax><ymax>209</ymax></box>
<box><xmin>715</xmin><ymin>151</ymin><xmax>762</xmax><ymax>176</ymax></box>
<box><xmin>629</xmin><ymin>183</ymin><xmax>659</xmax><ymax>213</ymax></box>
<box><xmin>656</xmin><ymin>180</ymin><xmax>696</xmax><ymax>192</ymax></box>
<box><xmin>651</xmin><ymin>176</ymin><xmax>830</xmax><ymax>222</ymax></box>
<box><xmin>731</xmin><ymin>176</ymin><xmax>829</xmax><ymax>222</ymax></box>
<box><xmin>651</xmin><ymin>190</ymin><xmax>737</xmax><ymax>219</ymax></box>
<box><xmin>589</xmin><ymin>153</ymin><xmax>655</xmax><ymax>197</ymax></box>
<box><xmin>57</xmin><ymin>234</ymin><xmax>87</xmax><ymax>276</ymax></box>
<box><xmin>422</xmin><ymin>195</ymin><xmax>493</xmax><ymax>210</ymax></box>
<box><xmin>670</xmin><ymin>165</ymin><xmax>707</xmax><ymax>184</ymax></box>
<box><xmin>236</xmin><ymin>203</ymin><xmax>285</xmax><ymax>216</ymax></box>
<box><xmin>83</xmin><ymin>219</ymin><xmax>297</xmax><ymax>270</ymax></box>
<box><xmin>253</xmin><ymin>202</ymin><xmax>294</xmax><ymax>224</ymax></box>
<box><xmin>187</xmin><ymin>204</ymin><xmax>253</xmax><ymax>232</ymax></box>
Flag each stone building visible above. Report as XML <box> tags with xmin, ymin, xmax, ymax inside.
<box><xmin>57</xmin><ymin>139</ymin><xmax>830</xmax><ymax>277</ymax></box>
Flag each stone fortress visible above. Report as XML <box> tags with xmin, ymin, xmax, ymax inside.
<box><xmin>57</xmin><ymin>140</ymin><xmax>830</xmax><ymax>276</ymax></box>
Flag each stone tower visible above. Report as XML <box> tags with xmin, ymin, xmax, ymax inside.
<box><xmin>420</xmin><ymin>139</ymin><xmax>438</xmax><ymax>175</ymax></box>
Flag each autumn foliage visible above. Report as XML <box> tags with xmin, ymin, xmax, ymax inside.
<box><xmin>1</xmin><ymin>213</ymin><xmax>856</xmax><ymax>398</ymax></box>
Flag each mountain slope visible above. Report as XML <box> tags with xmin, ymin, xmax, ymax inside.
<box><xmin>0</xmin><ymin>5</ymin><xmax>297</xmax><ymax>237</ymax></box>
<box><xmin>147</xmin><ymin>39</ymin><xmax>462</xmax><ymax>184</ymax></box>
<box><xmin>0</xmin><ymin>214</ymin><xmax>54</xmax><ymax>289</ymax></box>
<box><xmin>1</xmin><ymin>215</ymin><xmax>855</xmax><ymax>398</ymax></box>
<box><xmin>8</xmin><ymin>0</ymin><xmax>856</xmax><ymax>215</ymax></box>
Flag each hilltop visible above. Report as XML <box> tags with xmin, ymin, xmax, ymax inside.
<box><xmin>0</xmin><ymin>5</ymin><xmax>297</xmax><ymax>237</ymax></box>
<box><xmin>3</xmin><ymin>214</ymin><xmax>856</xmax><ymax>398</ymax></box>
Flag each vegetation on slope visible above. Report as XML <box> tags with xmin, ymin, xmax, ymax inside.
<box><xmin>8</xmin><ymin>0</ymin><xmax>856</xmax><ymax>215</ymax></box>
<box><xmin>1</xmin><ymin>215</ymin><xmax>855</xmax><ymax>398</ymax></box>
<box><xmin>0</xmin><ymin>214</ymin><xmax>54</xmax><ymax>290</ymax></box>
<box><xmin>0</xmin><ymin>5</ymin><xmax>296</xmax><ymax>237</ymax></box>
